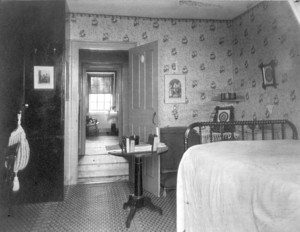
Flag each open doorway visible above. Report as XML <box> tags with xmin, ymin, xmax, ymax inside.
<box><xmin>85</xmin><ymin>71</ymin><xmax>119</xmax><ymax>155</ymax></box>
<box><xmin>65</xmin><ymin>41</ymin><xmax>135</xmax><ymax>186</ymax></box>
<box><xmin>78</xmin><ymin>49</ymin><xmax>129</xmax><ymax>155</ymax></box>
<box><xmin>77</xmin><ymin>49</ymin><xmax>129</xmax><ymax>184</ymax></box>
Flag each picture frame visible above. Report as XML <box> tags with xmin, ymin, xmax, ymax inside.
<box><xmin>259</xmin><ymin>60</ymin><xmax>277</xmax><ymax>89</ymax></box>
<box><xmin>164</xmin><ymin>74</ymin><xmax>186</xmax><ymax>104</ymax></box>
<box><xmin>211</xmin><ymin>106</ymin><xmax>234</xmax><ymax>133</ymax></box>
<box><xmin>215</xmin><ymin>106</ymin><xmax>234</xmax><ymax>123</ymax></box>
<box><xmin>34</xmin><ymin>66</ymin><xmax>54</xmax><ymax>89</ymax></box>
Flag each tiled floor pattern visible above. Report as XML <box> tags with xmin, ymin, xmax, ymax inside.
<box><xmin>0</xmin><ymin>182</ymin><xmax>176</xmax><ymax>232</ymax></box>
<box><xmin>134</xmin><ymin>188</ymin><xmax>176</xmax><ymax>232</ymax></box>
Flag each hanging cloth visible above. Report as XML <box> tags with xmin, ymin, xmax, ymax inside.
<box><xmin>7</xmin><ymin>112</ymin><xmax>30</xmax><ymax>191</ymax></box>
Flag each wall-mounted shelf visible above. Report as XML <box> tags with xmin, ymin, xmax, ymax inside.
<box><xmin>211</xmin><ymin>94</ymin><xmax>245</xmax><ymax>103</ymax></box>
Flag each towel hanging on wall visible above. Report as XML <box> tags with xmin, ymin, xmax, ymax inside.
<box><xmin>7</xmin><ymin>111</ymin><xmax>30</xmax><ymax>191</ymax></box>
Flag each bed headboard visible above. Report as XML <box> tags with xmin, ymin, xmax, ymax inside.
<box><xmin>184</xmin><ymin>120</ymin><xmax>298</xmax><ymax>151</ymax></box>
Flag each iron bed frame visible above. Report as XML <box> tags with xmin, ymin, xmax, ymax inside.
<box><xmin>184</xmin><ymin>120</ymin><xmax>298</xmax><ymax>151</ymax></box>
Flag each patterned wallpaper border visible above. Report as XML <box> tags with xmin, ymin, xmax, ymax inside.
<box><xmin>66</xmin><ymin>12</ymin><xmax>231</xmax><ymax>24</ymax></box>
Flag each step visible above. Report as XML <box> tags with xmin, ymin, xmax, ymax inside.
<box><xmin>78</xmin><ymin>154</ymin><xmax>127</xmax><ymax>165</ymax></box>
<box><xmin>78</xmin><ymin>163</ymin><xmax>128</xmax><ymax>178</ymax></box>
<box><xmin>85</xmin><ymin>147</ymin><xmax>107</xmax><ymax>155</ymax></box>
<box><xmin>77</xmin><ymin>175</ymin><xmax>128</xmax><ymax>184</ymax></box>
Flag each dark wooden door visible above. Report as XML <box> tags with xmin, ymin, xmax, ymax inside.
<box><xmin>0</xmin><ymin>1</ymin><xmax>65</xmax><ymax>203</ymax></box>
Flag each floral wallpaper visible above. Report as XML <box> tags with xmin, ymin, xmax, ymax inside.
<box><xmin>232</xmin><ymin>1</ymin><xmax>300</xmax><ymax>130</ymax></box>
<box><xmin>67</xmin><ymin>13</ymin><xmax>234</xmax><ymax>127</ymax></box>
<box><xmin>67</xmin><ymin>1</ymin><xmax>300</xmax><ymax>130</ymax></box>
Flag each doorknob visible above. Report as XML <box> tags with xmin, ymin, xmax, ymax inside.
<box><xmin>152</xmin><ymin>112</ymin><xmax>157</xmax><ymax>125</ymax></box>
<box><xmin>22</xmin><ymin>103</ymin><xmax>29</xmax><ymax>109</ymax></box>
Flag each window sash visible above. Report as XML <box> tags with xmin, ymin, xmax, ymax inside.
<box><xmin>88</xmin><ymin>73</ymin><xmax>116</xmax><ymax>112</ymax></box>
<box><xmin>89</xmin><ymin>94</ymin><xmax>112</xmax><ymax>111</ymax></box>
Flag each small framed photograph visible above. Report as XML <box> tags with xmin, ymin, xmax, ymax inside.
<box><xmin>215</xmin><ymin>106</ymin><xmax>234</xmax><ymax>122</ymax></box>
<box><xmin>34</xmin><ymin>66</ymin><xmax>54</xmax><ymax>89</ymax></box>
<box><xmin>164</xmin><ymin>74</ymin><xmax>186</xmax><ymax>104</ymax></box>
<box><xmin>211</xmin><ymin>106</ymin><xmax>234</xmax><ymax>133</ymax></box>
<box><xmin>259</xmin><ymin>60</ymin><xmax>277</xmax><ymax>89</ymax></box>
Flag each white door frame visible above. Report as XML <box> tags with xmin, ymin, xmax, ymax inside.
<box><xmin>64</xmin><ymin>40</ymin><xmax>136</xmax><ymax>185</ymax></box>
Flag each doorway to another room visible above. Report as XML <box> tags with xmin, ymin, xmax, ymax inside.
<box><xmin>78</xmin><ymin>49</ymin><xmax>129</xmax><ymax>184</ymax></box>
<box><xmin>85</xmin><ymin>71</ymin><xmax>119</xmax><ymax>154</ymax></box>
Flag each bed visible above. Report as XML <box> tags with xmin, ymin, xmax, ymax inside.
<box><xmin>177</xmin><ymin>120</ymin><xmax>300</xmax><ymax>232</ymax></box>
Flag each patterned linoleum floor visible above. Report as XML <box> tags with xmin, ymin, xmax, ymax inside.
<box><xmin>0</xmin><ymin>182</ymin><xmax>176</xmax><ymax>232</ymax></box>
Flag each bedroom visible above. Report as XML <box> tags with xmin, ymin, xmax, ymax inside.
<box><xmin>1</xmin><ymin>0</ymin><xmax>300</xmax><ymax>231</ymax></box>
<box><xmin>66</xmin><ymin>0</ymin><xmax>300</xmax><ymax>196</ymax></box>
<box><xmin>65</xmin><ymin>0</ymin><xmax>300</xmax><ymax>186</ymax></box>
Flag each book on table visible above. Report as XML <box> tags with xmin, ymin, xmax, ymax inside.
<box><xmin>133</xmin><ymin>144</ymin><xmax>152</xmax><ymax>152</ymax></box>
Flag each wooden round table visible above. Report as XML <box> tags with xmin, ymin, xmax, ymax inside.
<box><xmin>108</xmin><ymin>144</ymin><xmax>168</xmax><ymax>228</ymax></box>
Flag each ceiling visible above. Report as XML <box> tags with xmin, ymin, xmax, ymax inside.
<box><xmin>66</xmin><ymin>0</ymin><xmax>263</xmax><ymax>20</ymax></box>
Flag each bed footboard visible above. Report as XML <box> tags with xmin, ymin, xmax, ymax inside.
<box><xmin>184</xmin><ymin>120</ymin><xmax>298</xmax><ymax>151</ymax></box>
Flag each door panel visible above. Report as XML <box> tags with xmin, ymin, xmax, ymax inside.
<box><xmin>0</xmin><ymin>1</ymin><xmax>65</xmax><ymax>203</ymax></box>
<box><xmin>128</xmin><ymin>41</ymin><xmax>160</xmax><ymax>196</ymax></box>
<box><xmin>23</xmin><ymin>2</ymin><xmax>65</xmax><ymax>203</ymax></box>
<box><xmin>145</xmin><ymin>51</ymin><xmax>154</xmax><ymax>109</ymax></box>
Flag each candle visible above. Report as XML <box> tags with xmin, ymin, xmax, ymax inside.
<box><xmin>155</xmin><ymin>127</ymin><xmax>160</xmax><ymax>143</ymax></box>
<box><xmin>126</xmin><ymin>138</ymin><xmax>130</xmax><ymax>153</ymax></box>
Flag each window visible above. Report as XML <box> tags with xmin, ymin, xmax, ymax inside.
<box><xmin>88</xmin><ymin>72</ymin><xmax>115</xmax><ymax>112</ymax></box>
<box><xmin>89</xmin><ymin>94</ymin><xmax>112</xmax><ymax>111</ymax></box>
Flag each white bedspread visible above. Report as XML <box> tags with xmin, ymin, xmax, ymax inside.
<box><xmin>177</xmin><ymin>140</ymin><xmax>300</xmax><ymax>232</ymax></box>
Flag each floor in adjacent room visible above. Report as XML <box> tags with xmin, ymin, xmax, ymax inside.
<box><xmin>78</xmin><ymin>135</ymin><xmax>129</xmax><ymax>184</ymax></box>
<box><xmin>0</xmin><ymin>182</ymin><xmax>176</xmax><ymax>232</ymax></box>
<box><xmin>85</xmin><ymin>135</ymin><xmax>119</xmax><ymax>155</ymax></box>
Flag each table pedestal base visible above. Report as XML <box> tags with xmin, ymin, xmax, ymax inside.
<box><xmin>123</xmin><ymin>194</ymin><xmax>163</xmax><ymax>228</ymax></box>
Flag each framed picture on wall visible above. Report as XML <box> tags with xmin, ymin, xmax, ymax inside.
<box><xmin>164</xmin><ymin>74</ymin><xmax>186</xmax><ymax>103</ymax></box>
<box><xmin>215</xmin><ymin>106</ymin><xmax>234</xmax><ymax>123</ymax></box>
<box><xmin>34</xmin><ymin>66</ymin><xmax>54</xmax><ymax>89</ymax></box>
<box><xmin>211</xmin><ymin>106</ymin><xmax>235</xmax><ymax>133</ymax></box>
<box><xmin>259</xmin><ymin>60</ymin><xmax>277</xmax><ymax>89</ymax></box>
